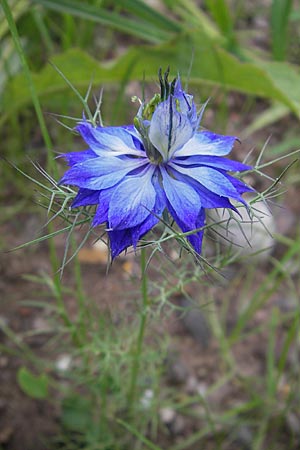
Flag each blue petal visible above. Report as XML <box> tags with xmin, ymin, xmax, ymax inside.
<box><xmin>92</xmin><ymin>187</ymin><xmax>116</xmax><ymax>226</ymax></box>
<box><xmin>60</xmin><ymin>149</ymin><xmax>97</xmax><ymax>167</ymax></box>
<box><xmin>60</xmin><ymin>157</ymin><xmax>148</xmax><ymax>190</ymax></box>
<box><xmin>174</xmin><ymin>131</ymin><xmax>237</xmax><ymax>157</ymax></box>
<box><xmin>108</xmin><ymin>169</ymin><xmax>167</xmax><ymax>258</ymax></box>
<box><xmin>170</xmin><ymin>165</ymin><xmax>244</xmax><ymax>202</ymax></box>
<box><xmin>226</xmin><ymin>174</ymin><xmax>254</xmax><ymax>194</ymax></box>
<box><xmin>168</xmin><ymin>202</ymin><xmax>206</xmax><ymax>254</ymax></box>
<box><xmin>76</xmin><ymin>122</ymin><xmax>144</xmax><ymax>157</ymax></box>
<box><xmin>108</xmin><ymin>228</ymin><xmax>133</xmax><ymax>259</ymax></box>
<box><xmin>172</xmin><ymin>155</ymin><xmax>251</xmax><ymax>172</ymax></box>
<box><xmin>188</xmin><ymin>208</ymin><xmax>206</xmax><ymax>253</ymax></box>
<box><xmin>109</xmin><ymin>212</ymin><xmax>160</xmax><ymax>259</ymax></box>
<box><xmin>130</xmin><ymin>207</ymin><xmax>161</xmax><ymax>248</ymax></box>
<box><xmin>72</xmin><ymin>188</ymin><xmax>100</xmax><ymax>207</ymax></box>
<box><xmin>168</xmin><ymin>168</ymin><xmax>236</xmax><ymax>209</ymax></box>
<box><xmin>173</xmin><ymin>78</ymin><xmax>198</xmax><ymax>129</ymax></box>
<box><xmin>149</xmin><ymin>98</ymin><xmax>194</xmax><ymax>161</ymax></box>
<box><xmin>130</xmin><ymin>170</ymin><xmax>166</xmax><ymax>247</ymax></box>
<box><xmin>108</xmin><ymin>166</ymin><xmax>156</xmax><ymax>229</ymax></box>
<box><xmin>160</xmin><ymin>166</ymin><xmax>202</xmax><ymax>228</ymax></box>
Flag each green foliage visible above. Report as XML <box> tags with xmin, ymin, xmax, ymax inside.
<box><xmin>2</xmin><ymin>37</ymin><xmax>300</xmax><ymax>129</ymax></box>
<box><xmin>31</xmin><ymin>0</ymin><xmax>178</xmax><ymax>43</ymax></box>
<box><xmin>17</xmin><ymin>366</ymin><xmax>49</xmax><ymax>399</ymax></box>
<box><xmin>204</xmin><ymin>0</ymin><xmax>237</xmax><ymax>51</ymax></box>
<box><xmin>61</xmin><ymin>395</ymin><xmax>93</xmax><ymax>432</ymax></box>
<box><xmin>2</xmin><ymin>1</ymin><xmax>300</xmax><ymax>449</ymax></box>
<box><xmin>271</xmin><ymin>0</ymin><xmax>293</xmax><ymax>61</ymax></box>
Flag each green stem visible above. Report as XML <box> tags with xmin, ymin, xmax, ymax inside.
<box><xmin>2</xmin><ymin>0</ymin><xmax>56</xmax><ymax>175</ymax></box>
<box><xmin>128</xmin><ymin>247</ymin><xmax>149</xmax><ymax>412</ymax></box>
<box><xmin>71</xmin><ymin>234</ymin><xmax>87</xmax><ymax>340</ymax></box>
<box><xmin>2</xmin><ymin>0</ymin><xmax>73</xmax><ymax>334</ymax></box>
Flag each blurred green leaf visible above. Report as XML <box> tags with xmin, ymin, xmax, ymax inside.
<box><xmin>204</xmin><ymin>0</ymin><xmax>233</xmax><ymax>36</ymax></box>
<box><xmin>241</xmin><ymin>103</ymin><xmax>289</xmax><ymax>138</ymax></box>
<box><xmin>17</xmin><ymin>366</ymin><xmax>49</xmax><ymax>399</ymax></box>
<box><xmin>2</xmin><ymin>31</ymin><xmax>300</xmax><ymax>125</ymax></box>
<box><xmin>271</xmin><ymin>0</ymin><xmax>293</xmax><ymax>61</ymax></box>
<box><xmin>116</xmin><ymin>0</ymin><xmax>182</xmax><ymax>32</ymax></box>
<box><xmin>32</xmin><ymin>0</ymin><xmax>174</xmax><ymax>43</ymax></box>
<box><xmin>0</xmin><ymin>0</ymin><xmax>29</xmax><ymax>40</ymax></box>
<box><xmin>62</xmin><ymin>395</ymin><xmax>93</xmax><ymax>432</ymax></box>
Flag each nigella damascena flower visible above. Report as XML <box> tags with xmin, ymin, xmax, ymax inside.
<box><xmin>60</xmin><ymin>70</ymin><xmax>252</xmax><ymax>259</ymax></box>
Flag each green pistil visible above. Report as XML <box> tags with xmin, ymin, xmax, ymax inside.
<box><xmin>142</xmin><ymin>93</ymin><xmax>161</xmax><ymax>120</ymax></box>
<box><xmin>134</xmin><ymin>116</ymin><xmax>162</xmax><ymax>164</ymax></box>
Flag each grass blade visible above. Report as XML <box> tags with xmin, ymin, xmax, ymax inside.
<box><xmin>32</xmin><ymin>0</ymin><xmax>174</xmax><ymax>43</ymax></box>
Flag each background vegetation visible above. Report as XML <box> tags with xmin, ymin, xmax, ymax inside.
<box><xmin>1</xmin><ymin>1</ymin><xmax>300</xmax><ymax>449</ymax></box>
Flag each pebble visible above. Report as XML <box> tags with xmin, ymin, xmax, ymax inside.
<box><xmin>0</xmin><ymin>315</ymin><xmax>9</xmax><ymax>329</ymax></box>
<box><xmin>0</xmin><ymin>356</ymin><xmax>8</xmax><ymax>368</ymax></box>
<box><xmin>160</xmin><ymin>407</ymin><xmax>176</xmax><ymax>425</ymax></box>
<box><xmin>171</xmin><ymin>415</ymin><xmax>185</xmax><ymax>435</ymax></box>
<box><xmin>32</xmin><ymin>317</ymin><xmax>51</xmax><ymax>332</ymax></box>
<box><xmin>55</xmin><ymin>354</ymin><xmax>72</xmax><ymax>372</ymax></box>
<box><xmin>140</xmin><ymin>389</ymin><xmax>154</xmax><ymax>409</ymax></box>
<box><xmin>178</xmin><ymin>297</ymin><xmax>211</xmax><ymax>348</ymax></box>
<box><xmin>286</xmin><ymin>412</ymin><xmax>300</xmax><ymax>436</ymax></box>
<box><xmin>196</xmin><ymin>382</ymin><xmax>208</xmax><ymax>397</ymax></box>
<box><xmin>232</xmin><ymin>425</ymin><xmax>253</xmax><ymax>450</ymax></box>
<box><xmin>209</xmin><ymin>199</ymin><xmax>276</xmax><ymax>262</ymax></box>
<box><xmin>185</xmin><ymin>375</ymin><xmax>199</xmax><ymax>394</ymax></box>
<box><xmin>166</xmin><ymin>354</ymin><xmax>189</xmax><ymax>385</ymax></box>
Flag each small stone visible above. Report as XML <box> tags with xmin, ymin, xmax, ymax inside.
<box><xmin>55</xmin><ymin>354</ymin><xmax>72</xmax><ymax>372</ymax></box>
<box><xmin>196</xmin><ymin>382</ymin><xmax>208</xmax><ymax>397</ymax></box>
<box><xmin>286</xmin><ymin>412</ymin><xmax>300</xmax><ymax>436</ymax></box>
<box><xmin>185</xmin><ymin>375</ymin><xmax>198</xmax><ymax>394</ymax></box>
<box><xmin>170</xmin><ymin>415</ymin><xmax>185</xmax><ymax>435</ymax></box>
<box><xmin>166</xmin><ymin>356</ymin><xmax>189</xmax><ymax>385</ymax></box>
<box><xmin>0</xmin><ymin>315</ymin><xmax>9</xmax><ymax>328</ymax></box>
<box><xmin>0</xmin><ymin>399</ymin><xmax>7</xmax><ymax>411</ymax></box>
<box><xmin>209</xmin><ymin>199</ymin><xmax>276</xmax><ymax>263</ymax></box>
<box><xmin>0</xmin><ymin>356</ymin><xmax>8</xmax><ymax>368</ymax></box>
<box><xmin>140</xmin><ymin>389</ymin><xmax>154</xmax><ymax>409</ymax></box>
<box><xmin>33</xmin><ymin>317</ymin><xmax>51</xmax><ymax>332</ymax></box>
<box><xmin>0</xmin><ymin>426</ymin><xmax>13</xmax><ymax>444</ymax></box>
<box><xmin>178</xmin><ymin>297</ymin><xmax>211</xmax><ymax>348</ymax></box>
<box><xmin>160</xmin><ymin>407</ymin><xmax>176</xmax><ymax>425</ymax></box>
<box><xmin>232</xmin><ymin>425</ymin><xmax>253</xmax><ymax>450</ymax></box>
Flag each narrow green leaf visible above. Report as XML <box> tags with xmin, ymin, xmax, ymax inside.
<box><xmin>117</xmin><ymin>0</ymin><xmax>182</xmax><ymax>32</ymax></box>
<box><xmin>205</xmin><ymin>0</ymin><xmax>233</xmax><ymax>36</ymax></box>
<box><xmin>117</xmin><ymin>419</ymin><xmax>163</xmax><ymax>450</ymax></box>
<box><xmin>271</xmin><ymin>0</ymin><xmax>293</xmax><ymax>60</ymax></box>
<box><xmin>32</xmin><ymin>0</ymin><xmax>173</xmax><ymax>43</ymax></box>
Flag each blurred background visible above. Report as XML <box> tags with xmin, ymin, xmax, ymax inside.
<box><xmin>1</xmin><ymin>1</ymin><xmax>300</xmax><ymax>449</ymax></box>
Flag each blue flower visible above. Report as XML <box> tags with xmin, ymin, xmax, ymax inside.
<box><xmin>60</xmin><ymin>71</ymin><xmax>252</xmax><ymax>259</ymax></box>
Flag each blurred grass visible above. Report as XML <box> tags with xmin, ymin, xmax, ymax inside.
<box><xmin>1</xmin><ymin>1</ymin><xmax>300</xmax><ymax>449</ymax></box>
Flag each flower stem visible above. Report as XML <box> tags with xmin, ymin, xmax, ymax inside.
<box><xmin>128</xmin><ymin>247</ymin><xmax>148</xmax><ymax>413</ymax></box>
<box><xmin>2</xmin><ymin>0</ymin><xmax>74</xmax><ymax>339</ymax></box>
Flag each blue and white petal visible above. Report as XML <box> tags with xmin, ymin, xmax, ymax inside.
<box><xmin>77</xmin><ymin>122</ymin><xmax>145</xmax><ymax>157</ymax></box>
<box><xmin>160</xmin><ymin>166</ymin><xmax>202</xmax><ymax>228</ymax></box>
<box><xmin>172</xmin><ymin>155</ymin><xmax>251</xmax><ymax>172</ymax></box>
<box><xmin>60</xmin><ymin>149</ymin><xmax>97</xmax><ymax>167</ymax></box>
<box><xmin>174</xmin><ymin>131</ymin><xmax>237</xmax><ymax>158</ymax></box>
<box><xmin>169</xmin><ymin>164</ymin><xmax>245</xmax><ymax>203</ymax></box>
<box><xmin>60</xmin><ymin>156</ymin><xmax>148</xmax><ymax>190</ymax></box>
<box><xmin>149</xmin><ymin>98</ymin><xmax>194</xmax><ymax>161</ymax></box>
<box><xmin>108</xmin><ymin>166</ymin><xmax>156</xmax><ymax>229</ymax></box>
